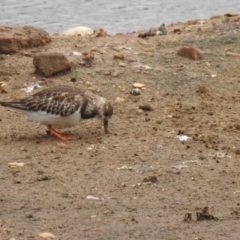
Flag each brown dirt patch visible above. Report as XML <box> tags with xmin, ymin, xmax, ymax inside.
<box><xmin>1</xmin><ymin>15</ymin><xmax>240</xmax><ymax>239</ymax></box>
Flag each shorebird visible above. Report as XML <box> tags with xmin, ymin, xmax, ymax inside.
<box><xmin>0</xmin><ymin>85</ymin><xmax>113</xmax><ymax>141</ymax></box>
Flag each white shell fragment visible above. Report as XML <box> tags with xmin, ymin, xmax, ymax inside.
<box><xmin>86</xmin><ymin>195</ymin><xmax>104</xmax><ymax>200</ymax></box>
<box><xmin>72</xmin><ymin>51</ymin><xmax>82</xmax><ymax>56</ymax></box>
<box><xmin>176</xmin><ymin>134</ymin><xmax>191</xmax><ymax>141</ymax></box>
<box><xmin>21</xmin><ymin>82</ymin><xmax>42</xmax><ymax>93</ymax></box>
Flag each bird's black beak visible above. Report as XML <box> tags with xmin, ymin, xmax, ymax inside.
<box><xmin>104</xmin><ymin>119</ymin><xmax>108</xmax><ymax>133</ymax></box>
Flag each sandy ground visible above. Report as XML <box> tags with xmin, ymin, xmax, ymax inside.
<box><xmin>0</xmin><ymin>14</ymin><xmax>240</xmax><ymax>240</ymax></box>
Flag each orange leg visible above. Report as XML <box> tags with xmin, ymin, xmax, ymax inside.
<box><xmin>47</xmin><ymin>126</ymin><xmax>75</xmax><ymax>141</ymax></box>
<box><xmin>49</xmin><ymin>129</ymin><xmax>73</xmax><ymax>136</ymax></box>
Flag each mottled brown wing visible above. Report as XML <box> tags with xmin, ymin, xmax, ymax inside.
<box><xmin>25</xmin><ymin>88</ymin><xmax>81</xmax><ymax>116</ymax></box>
<box><xmin>0</xmin><ymin>86</ymin><xmax>83</xmax><ymax>117</ymax></box>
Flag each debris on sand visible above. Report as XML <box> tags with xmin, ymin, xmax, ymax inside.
<box><xmin>196</xmin><ymin>207</ymin><xmax>218</xmax><ymax>221</ymax></box>
<box><xmin>142</xmin><ymin>175</ymin><xmax>158</xmax><ymax>183</ymax></box>
<box><xmin>21</xmin><ymin>82</ymin><xmax>43</xmax><ymax>93</ymax></box>
<box><xmin>93</xmin><ymin>28</ymin><xmax>108</xmax><ymax>37</ymax></box>
<box><xmin>132</xmin><ymin>60</ymin><xmax>152</xmax><ymax>70</ymax></box>
<box><xmin>184</xmin><ymin>207</ymin><xmax>218</xmax><ymax>221</ymax></box>
<box><xmin>224</xmin><ymin>12</ymin><xmax>239</xmax><ymax>17</ymax></box>
<box><xmin>138</xmin><ymin>24</ymin><xmax>167</xmax><ymax>38</ymax></box>
<box><xmin>81</xmin><ymin>52</ymin><xmax>94</xmax><ymax>67</ymax></box>
<box><xmin>184</xmin><ymin>212</ymin><xmax>192</xmax><ymax>222</ymax></box>
<box><xmin>176</xmin><ymin>134</ymin><xmax>191</xmax><ymax>141</ymax></box>
<box><xmin>118</xmin><ymin>165</ymin><xmax>133</xmax><ymax>171</ymax></box>
<box><xmin>86</xmin><ymin>195</ymin><xmax>104</xmax><ymax>201</ymax></box>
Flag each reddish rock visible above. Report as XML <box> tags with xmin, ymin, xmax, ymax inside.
<box><xmin>0</xmin><ymin>25</ymin><xmax>51</xmax><ymax>54</ymax></box>
<box><xmin>33</xmin><ymin>52</ymin><xmax>72</xmax><ymax>77</ymax></box>
<box><xmin>177</xmin><ymin>46</ymin><xmax>202</xmax><ymax>60</ymax></box>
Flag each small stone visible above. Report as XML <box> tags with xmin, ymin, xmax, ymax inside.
<box><xmin>111</xmin><ymin>71</ymin><xmax>121</xmax><ymax>77</ymax></box>
<box><xmin>0</xmin><ymin>82</ymin><xmax>6</xmax><ymax>92</ymax></box>
<box><xmin>104</xmin><ymin>71</ymin><xmax>111</xmax><ymax>75</ymax></box>
<box><xmin>128</xmin><ymin>58</ymin><xmax>136</xmax><ymax>63</ymax></box>
<box><xmin>119</xmin><ymin>62</ymin><xmax>126</xmax><ymax>67</ymax></box>
<box><xmin>56</xmin><ymin>143</ymin><xmax>68</xmax><ymax>148</ymax></box>
<box><xmin>132</xmin><ymin>83</ymin><xmax>145</xmax><ymax>89</ymax></box>
<box><xmin>113</xmin><ymin>53</ymin><xmax>124</xmax><ymax>60</ymax></box>
<box><xmin>38</xmin><ymin>232</ymin><xmax>56</xmax><ymax>238</ymax></box>
<box><xmin>91</xmin><ymin>47</ymin><xmax>98</xmax><ymax>51</ymax></box>
<box><xmin>138</xmin><ymin>104</ymin><xmax>152</xmax><ymax>111</ymax></box>
<box><xmin>85</xmin><ymin>81</ymin><xmax>92</xmax><ymax>86</ymax></box>
<box><xmin>177</xmin><ymin>46</ymin><xmax>202</xmax><ymax>60</ymax></box>
<box><xmin>130</xmin><ymin>88</ymin><xmax>141</xmax><ymax>96</ymax></box>
<box><xmin>115</xmin><ymin>97</ymin><xmax>125</xmax><ymax>103</ymax></box>
<box><xmin>33</xmin><ymin>52</ymin><xmax>72</xmax><ymax>77</ymax></box>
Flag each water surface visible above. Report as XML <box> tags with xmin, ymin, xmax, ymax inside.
<box><xmin>1</xmin><ymin>0</ymin><xmax>240</xmax><ymax>34</ymax></box>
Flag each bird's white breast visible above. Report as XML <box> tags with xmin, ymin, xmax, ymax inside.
<box><xmin>23</xmin><ymin>108</ymin><xmax>81</xmax><ymax>128</ymax></box>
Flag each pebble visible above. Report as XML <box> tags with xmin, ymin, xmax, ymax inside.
<box><xmin>113</xmin><ymin>53</ymin><xmax>124</xmax><ymax>59</ymax></box>
<box><xmin>139</xmin><ymin>104</ymin><xmax>152</xmax><ymax>111</ymax></box>
<box><xmin>115</xmin><ymin>97</ymin><xmax>125</xmax><ymax>103</ymax></box>
<box><xmin>111</xmin><ymin>71</ymin><xmax>121</xmax><ymax>77</ymax></box>
<box><xmin>130</xmin><ymin>88</ymin><xmax>141</xmax><ymax>96</ymax></box>
<box><xmin>119</xmin><ymin>62</ymin><xmax>126</xmax><ymax>67</ymax></box>
<box><xmin>133</xmin><ymin>83</ymin><xmax>145</xmax><ymax>89</ymax></box>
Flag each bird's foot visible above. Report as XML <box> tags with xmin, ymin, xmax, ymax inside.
<box><xmin>47</xmin><ymin>127</ymin><xmax>75</xmax><ymax>141</ymax></box>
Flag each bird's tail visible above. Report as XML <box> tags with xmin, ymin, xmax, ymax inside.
<box><xmin>0</xmin><ymin>100</ymin><xmax>27</xmax><ymax>111</ymax></box>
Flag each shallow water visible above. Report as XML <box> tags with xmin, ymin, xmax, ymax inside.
<box><xmin>1</xmin><ymin>0</ymin><xmax>240</xmax><ymax>34</ymax></box>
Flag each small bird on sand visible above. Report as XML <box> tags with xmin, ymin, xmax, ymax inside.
<box><xmin>0</xmin><ymin>85</ymin><xmax>113</xmax><ymax>141</ymax></box>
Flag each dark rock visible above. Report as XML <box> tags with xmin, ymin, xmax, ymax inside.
<box><xmin>0</xmin><ymin>25</ymin><xmax>51</xmax><ymax>54</ymax></box>
<box><xmin>33</xmin><ymin>52</ymin><xmax>72</xmax><ymax>77</ymax></box>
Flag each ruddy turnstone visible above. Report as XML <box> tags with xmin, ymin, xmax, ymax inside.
<box><xmin>0</xmin><ymin>85</ymin><xmax>113</xmax><ymax>141</ymax></box>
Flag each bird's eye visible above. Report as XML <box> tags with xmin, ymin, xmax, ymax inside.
<box><xmin>104</xmin><ymin>112</ymin><xmax>108</xmax><ymax>117</ymax></box>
